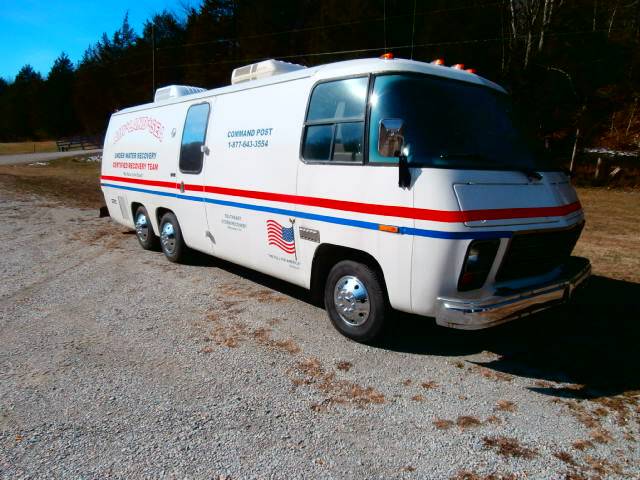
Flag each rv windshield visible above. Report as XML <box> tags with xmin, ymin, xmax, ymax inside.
<box><xmin>369</xmin><ymin>74</ymin><xmax>552</xmax><ymax>170</ymax></box>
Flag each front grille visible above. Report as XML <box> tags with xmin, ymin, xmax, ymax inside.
<box><xmin>496</xmin><ymin>222</ymin><xmax>584</xmax><ymax>282</ymax></box>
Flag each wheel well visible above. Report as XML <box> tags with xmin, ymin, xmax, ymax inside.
<box><xmin>309</xmin><ymin>244</ymin><xmax>388</xmax><ymax>305</ymax></box>
<box><xmin>155</xmin><ymin>207</ymin><xmax>173</xmax><ymax>227</ymax></box>
<box><xmin>130</xmin><ymin>202</ymin><xmax>143</xmax><ymax>220</ymax></box>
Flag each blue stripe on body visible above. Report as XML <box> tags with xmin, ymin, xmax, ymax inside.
<box><xmin>101</xmin><ymin>182</ymin><xmax>513</xmax><ymax>240</ymax></box>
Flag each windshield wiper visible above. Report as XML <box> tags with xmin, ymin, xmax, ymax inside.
<box><xmin>517</xmin><ymin>168</ymin><xmax>543</xmax><ymax>181</ymax></box>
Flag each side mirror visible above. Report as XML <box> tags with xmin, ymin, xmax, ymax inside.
<box><xmin>200</xmin><ymin>144</ymin><xmax>210</xmax><ymax>155</ymax></box>
<box><xmin>379</xmin><ymin>118</ymin><xmax>411</xmax><ymax>189</ymax></box>
<box><xmin>378</xmin><ymin>118</ymin><xmax>405</xmax><ymax>157</ymax></box>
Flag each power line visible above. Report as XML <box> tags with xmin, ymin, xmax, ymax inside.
<box><xmin>155</xmin><ymin>2</ymin><xmax>506</xmax><ymax>52</ymax></box>
<box><xmin>156</xmin><ymin>27</ymin><xmax>633</xmax><ymax>72</ymax></box>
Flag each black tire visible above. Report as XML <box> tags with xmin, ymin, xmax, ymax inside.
<box><xmin>324</xmin><ymin>260</ymin><xmax>388</xmax><ymax>342</ymax></box>
<box><xmin>134</xmin><ymin>206</ymin><xmax>159</xmax><ymax>250</ymax></box>
<box><xmin>159</xmin><ymin>212</ymin><xmax>186</xmax><ymax>263</ymax></box>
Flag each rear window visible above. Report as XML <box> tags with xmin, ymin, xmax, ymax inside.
<box><xmin>179</xmin><ymin>103</ymin><xmax>210</xmax><ymax>174</ymax></box>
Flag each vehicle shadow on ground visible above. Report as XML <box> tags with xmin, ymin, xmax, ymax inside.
<box><xmin>381</xmin><ymin>275</ymin><xmax>640</xmax><ymax>399</ymax></box>
<box><xmin>181</xmin><ymin>249</ymin><xmax>639</xmax><ymax>399</ymax></box>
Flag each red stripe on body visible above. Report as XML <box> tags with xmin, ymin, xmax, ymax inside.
<box><xmin>101</xmin><ymin>175</ymin><xmax>582</xmax><ymax>223</ymax></box>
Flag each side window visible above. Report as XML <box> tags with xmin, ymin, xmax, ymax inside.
<box><xmin>179</xmin><ymin>102</ymin><xmax>210</xmax><ymax>174</ymax></box>
<box><xmin>302</xmin><ymin>77</ymin><xmax>368</xmax><ymax>162</ymax></box>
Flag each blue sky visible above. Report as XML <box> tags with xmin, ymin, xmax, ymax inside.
<box><xmin>0</xmin><ymin>0</ymin><xmax>195</xmax><ymax>81</ymax></box>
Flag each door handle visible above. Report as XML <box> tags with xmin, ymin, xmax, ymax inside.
<box><xmin>170</xmin><ymin>172</ymin><xmax>176</xmax><ymax>178</ymax></box>
<box><xmin>180</xmin><ymin>181</ymin><xmax>185</xmax><ymax>193</ymax></box>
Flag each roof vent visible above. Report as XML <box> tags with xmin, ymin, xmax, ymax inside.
<box><xmin>231</xmin><ymin>59</ymin><xmax>306</xmax><ymax>85</ymax></box>
<box><xmin>154</xmin><ymin>85</ymin><xmax>207</xmax><ymax>102</ymax></box>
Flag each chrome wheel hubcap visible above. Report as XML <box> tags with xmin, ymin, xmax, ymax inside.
<box><xmin>135</xmin><ymin>213</ymin><xmax>149</xmax><ymax>242</ymax></box>
<box><xmin>333</xmin><ymin>275</ymin><xmax>370</xmax><ymax>326</ymax></box>
<box><xmin>161</xmin><ymin>222</ymin><xmax>176</xmax><ymax>254</ymax></box>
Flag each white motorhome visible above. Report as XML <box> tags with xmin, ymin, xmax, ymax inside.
<box><xmin>101</xmin><ymin>56</ymin><xmax>590</xmax><ymax>341</ymax></box>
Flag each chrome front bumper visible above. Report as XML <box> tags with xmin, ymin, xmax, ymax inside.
<box><xmin>435</xmin><ymin>257</ymin><xmax>591</xmax><ymax>330</ymax></box>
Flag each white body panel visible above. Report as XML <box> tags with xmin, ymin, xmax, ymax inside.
<box><xmin>101</xmin><ymin>57</ymin><xmax>586</xmax><ymax>325</ymax></box>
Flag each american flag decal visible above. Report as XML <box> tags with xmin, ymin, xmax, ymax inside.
<box><xmin>266</xmin><ymin>219</ymin><xmax>296</xmax><ymax>257</ymax></box>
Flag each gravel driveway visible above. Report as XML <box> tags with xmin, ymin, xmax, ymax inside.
<box><xmin>1</xmin><ymin>189</ymin><xmax>638</xmax><ymax>479</ymax></box>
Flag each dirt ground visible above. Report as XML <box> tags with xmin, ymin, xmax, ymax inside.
<box><xmin>0</xmin><ymin>160</ymin><xmax>638</xmax><ymax>479</ymax></box>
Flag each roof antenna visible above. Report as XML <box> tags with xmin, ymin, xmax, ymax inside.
<box><xmin>410</xmin><ymin>0</ymin><xmax>417</xmax><ymax>59</ymax></box>
<box><xmin>383</xmin><ymin>0</ymin><xmax>387</xmax><ymax>53</ymax></box>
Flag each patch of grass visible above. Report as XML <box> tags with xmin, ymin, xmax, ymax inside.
<box><xmin>335</xmin><ymin>361</ymin><xmax>352</xmax><ymax>372</ymax></box>
<box><xmin>583</xmin><ymin>455</ymin><xmax>626</xmax><ymax>476</ymax></box>
<box><xmin>0</xmin><ymin>141</ymin><xmax>57</xmax><ymax>154</ymax></box>
<box><xmin>0</xmin><ymin>156</ymin><xmax>102</xmax><ymax>208</ymax></box>
<box><xmin>433</xmin><ymin>419</ymin><xmax>454</xmax><ymax>430</ymax></box>
<box><xmin>450</xmin><ymin>471</ymin><xmax>517</xmax><ymax>480</ymax></box>
<box><xmin>421</xmin><ymin>380</ymin><xmax>438</xmax><ymax>389</ymax></box>
<box><xmin>589</xmin><ymin>428</ymin><xmax>613</xmax><ymax>444</ymax></box>
<box><xmin>495</xmin><ymin>400</ymin><xmax>517</xmax><ymax>412</ymax></box>
<box><xmin>573</xmin><ymin>187</ymin><xmax>640</xmax><ymax>283</ymax></box>
<box><xmin>572</xmin><ymin>439</ymin><xmax>594</xmax><ymax>451</ymax></box>
<box><xmin>482</xmin><ymin>436</ymin><xmax>537</xmax><ymax>459</ymax></box>
<box><xmin>292</xmin><ymin>357</ymin><xmax>385</xmax><ymax>409</ymax></box>
<box><xmin>554</xmin><ymin>450</ymin><xmax>578</xmax><ymax>466</ymax></box>
<box><xmin>456</xmin><ymin>416</ymin><xmax>482</xmax><ymax>429</ymax></box>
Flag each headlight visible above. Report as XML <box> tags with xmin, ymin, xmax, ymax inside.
<box><xmin>458</xmin><ymin>239</ymin><xmax>500</xmax><ymax>291</ymax></box>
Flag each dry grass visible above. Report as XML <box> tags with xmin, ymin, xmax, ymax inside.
<box><xmin>482</xmin><ymin>436</ymin><xmax>537</xmax><ymax>459</ymax></box>
<box><xmin>456</xmin><ymin>416</ymin><xmax>482</xmax><ymax>429</ymax></box>
<box><xmin>495</xmin><ymin>400</ymin><xmax>517</xmax><ymax>412</ymax></box>
<box><xmin>450</xmin><ymin>471</ymin><xmax>517</xmax><ymax>480</ymax></box>
<box><xmin>335</xmin><ymin>361</ymin><xmax>352</xmax><ymax>372</ymax></box>
<box><xmin>0</xmin><ymin>141</ymin><xmax>57</xmax><ymax>155</ymax></box>
<box><xmin>573</xmin><ymin>187</ymin><xmax>640</xmax><ymax>283</ymax></box>
<box><xmin>421</xmin><ymin>380</ymin><xmax>438</xmax><ymax>390</ymax></box>
<box><xmin>572</xmin><ymin>439</ymin><xmax>595</xmax><ymax>451</ymax></box>
<box><xmin>433</xmin><ymin>419</ymin><xmax>454</xmax><ymax>430</ymax></box>
<box><xmin>292</xmin><ymin>357</ymin><xmax>385</xmax><ymax>410</ymax></box>
<box><xmin>0</xmin><ymin>157</ymin><xmax>102</xmax><ymax>208</ymax></box>
<box><xmin>589</xmin><ymin>428</ymin><xmax>613</xmax><ymax>444</ymax></box>
<box><xmin>554</xmin><ymin>450</ymin><xmax>578</xmax><ymax>466</ymax></box>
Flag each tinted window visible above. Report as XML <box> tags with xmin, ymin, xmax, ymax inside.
<box><xmin>307</xmin><ymin>77</ymin><xmax>368</xmax><ymax>121</ymax></box>
<box><xmin>302</xmin><ymin>77</ymin><xmax>367</xmax><ymax>163</ymax></box>
<box><xmin>303</xmin><ymin>125</ymin><xmax>333</xmax><ymax>160</ymax></box>
<box><xmin>179</xmin><ymin>103</ymin><xmax>210</xmax><ymax>173</ymax></box>
<box><xmin>333</xmin><ymin>122</ymin><xmax>363</xmax><ymax>162</ymax></box>
<box><xmin>369</xmin><ymin>74</ymin><xmax>545</xmax><ymax>169</ymax></box>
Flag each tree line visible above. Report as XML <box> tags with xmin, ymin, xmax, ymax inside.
<box><xmin>0</xmin><ymin>0</ymin><xmax>638</xmax><ymax>155</ymax></box>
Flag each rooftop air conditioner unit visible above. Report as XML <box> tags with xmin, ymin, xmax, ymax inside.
<box><xmin>154</xmin><ymin>85</ymin><xmax>207</xmax><ymax>103</ymax></box>
<box><xmin>231</xmin><ymin>59</ymin><xmax>306</xmax><ymax>85</ymax></box>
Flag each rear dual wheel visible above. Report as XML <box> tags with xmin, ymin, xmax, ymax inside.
<box><xmin>159</xmin><ymin>212</ymin><xmax>186</xmax><ymax>263</ymax></box>
<box><xmin>324</xmin><ymin>260</ymin><xmax>388</xmax><ymax>343</ymax></box>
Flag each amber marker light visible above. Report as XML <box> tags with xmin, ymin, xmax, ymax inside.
<box><xmin>380</xmin><ymin>52</ymin><xmax>394</xmax><ymax>60</ymax></box>
<box><xmin>378</xmin><ymin>225</ymin><xmax>400</xmax><ymax>233</ymax></box>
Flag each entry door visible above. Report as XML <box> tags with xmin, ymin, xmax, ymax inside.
<box><xmin>172</xmin><ymin>100</ymin><xmax>215</xmax><ymax>255</ymax></box>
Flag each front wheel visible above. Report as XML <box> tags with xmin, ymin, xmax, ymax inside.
<box><xmin>159</xmin><ymin>212</ymin><xmax>186</xmax><ymax>263</ymax></box>
<box><xmin>324</xmin><ymin>260</ymin><xmax>388</xmax><ymax>342</ymax></box>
